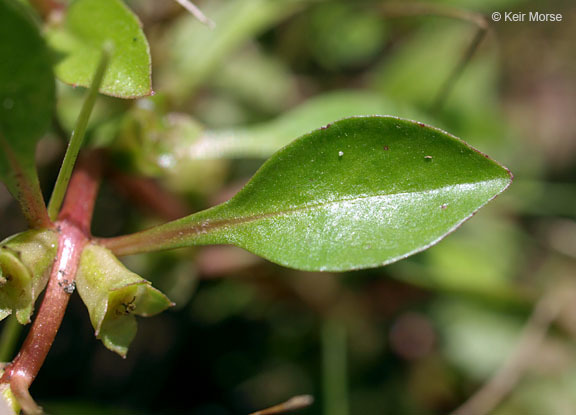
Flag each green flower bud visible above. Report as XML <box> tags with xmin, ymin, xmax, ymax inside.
<box><xmin>76</xmin><ymin>244</ymin><xmax>173</xmax><ymax>357</ymax></box>
<box><xmin>0</xmin><ymin>230</ymin><xmax>58</xmax><ymax>324</ymax></box>
<box><xmin>115</xmin><ymin>102</ymin><xmax>228</xmax><ymax>195</ymax></box>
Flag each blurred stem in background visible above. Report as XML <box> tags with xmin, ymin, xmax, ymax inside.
<box><xmin>0</xmin><ymin>316</ymin><xmax>22</xmax><ymax>363</ymax></box>
<box><xmin>322</xmin><ymin>318</ymin><xmax>349</xmax><ymax>415</ymax></box>
<box><xmin>172</xmin><ymin>0</ymin><xmax>215</xmax><ymax>28</ymax></box>
<box><xmin>379</xmin><ymin>2</ymin><xmax>489</xmax><ymax>111</ymax></box>
<box><xmin>452</xmin><ymin>266</ymin><xmax>575</xmax><ymax>415</ymax></box>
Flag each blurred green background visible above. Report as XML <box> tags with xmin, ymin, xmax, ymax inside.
<box><xmin>1</xmin><ymin>0</ymin><xmax>575</xmax><ymax>413</ymax></box>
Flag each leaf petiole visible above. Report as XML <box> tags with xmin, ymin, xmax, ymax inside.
<box><xmin>47</xmin><ymin>46</ymin><xmax>111</xmax><ymax>221</ymax></box>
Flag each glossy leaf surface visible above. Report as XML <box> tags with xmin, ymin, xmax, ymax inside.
<box><xmin>76</xmin><ymin>244</ymin><xmax>173</xmax><ymax>357</ymax></box>
<box><xmin>105</xmin><ymin>117</ymin><xmax>512</xmax><ymax>271</ymax></box>
<box><xmin>47</xmin><ymin>0</ymin><xmax>151</xmax><ymax>98</ymax></box>
<box><xmin>0</xmin><ymin>0</ymin><xmax>54</xmax><ymax>227</ymax></box>
<box><xmin>0</xmin><ymin>230</ymin><xmax>58</xmax><ymax>324</ymax></box>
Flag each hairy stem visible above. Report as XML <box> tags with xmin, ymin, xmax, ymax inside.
<box><xmin>47</xmin><ymin>48</ymin><xmax>109</xmax><ymax>221</ymax></box>
<box><xmin>0</xmin><ymin>134</ymin><xmax>51</xmax><ymax>230</ymax></box>
<box><xmin>0</xmin><ymin>153</ymin><xmax>102</xmax><ymax>414</ymax></box>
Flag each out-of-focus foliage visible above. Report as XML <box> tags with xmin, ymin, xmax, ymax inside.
<box><xmin>157</xmin><ymin>0</ymin><xmax>308</xmax><ymax>101</ymax></box>
<box><xmin>0</xmin><ymin>0</ymin><xmax>574</xmax><ymax>414</ymax></box>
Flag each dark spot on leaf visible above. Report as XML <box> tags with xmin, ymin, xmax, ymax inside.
<box><xmin>321</xmin><ymin>123</ymin><xmax>331</xmax><ymax>130</ymax></box>
<box><xmin>441</xmin><ymin>204</ymin><xmax>448</xmax><ymax>210</ymax></box>
<box><xmin>417</xmin><ymin>122</ymin><xmax>425</xmax><ymax>127</ymax></box>
<box><xmin>383</xmin><ymin>146</ymin><xmax>389</xmax><ymax>151</ymax></box>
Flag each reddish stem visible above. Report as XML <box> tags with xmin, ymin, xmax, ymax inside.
<box><xmin>0</xmin><ymin>135</ymin><xmax>52</xmax><ymax>230</ymax></box>
<box><xmin>0</xmin><ymin>152</ymin><xmax>102</xmax><ymax>414</ymax></box>
<box><xmin>29</xmin><ymin>0</ymin><xmax>64</xmax><ymax>19</ymax></box>
<box><xmin>2</xmin><ymin>222</ymin><xmax>86</xmax><ymax>414</ymax></box>
<box><xmin>59</xmin><ymin>151</ymin><xmax>104</xmax><ymax>234</ymax></box>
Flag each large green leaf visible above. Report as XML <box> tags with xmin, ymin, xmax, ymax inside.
<box><xmin>0</xmin><ymin>0</ymin><xmax>54</xmax><ymax>228</ymax></box>
<box><xmin>103</xmin><ymin>117</ymin><xmax>512</xmax><ymax>271</ymax></box>
<box><xmin>47</xmin><ymin>0</ymin><xmax>151</xmax><ymax>98</ymax></box>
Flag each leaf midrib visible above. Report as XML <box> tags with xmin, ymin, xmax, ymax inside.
<box><xmin>177</xmin><ymin>178</ymin><xmax>504</xmax><ymax>240</ymax></box>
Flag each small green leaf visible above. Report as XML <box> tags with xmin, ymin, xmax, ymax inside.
<box><xmin>76</xmin><ymin>244</ymin><xmax>173</xmax><ymax>357</ymax></box>
<box><xmin>0</xmin><ymin>0</ymin><xmax>54</xmax><ymax>228</ymax></box>
<box><xmin>47</xmin><ymin>0</ymin><xmax>152</xmax><ymax>98</ymax></box>
<box><xmin>0</xmin><ymin>230</ymin><xmax>58</xmax><ymax>324</ymax></box>
<box><xmin>104</xmin><ymin>117</ymin><xmax>512</xmax><ymax>272</ymax></box>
